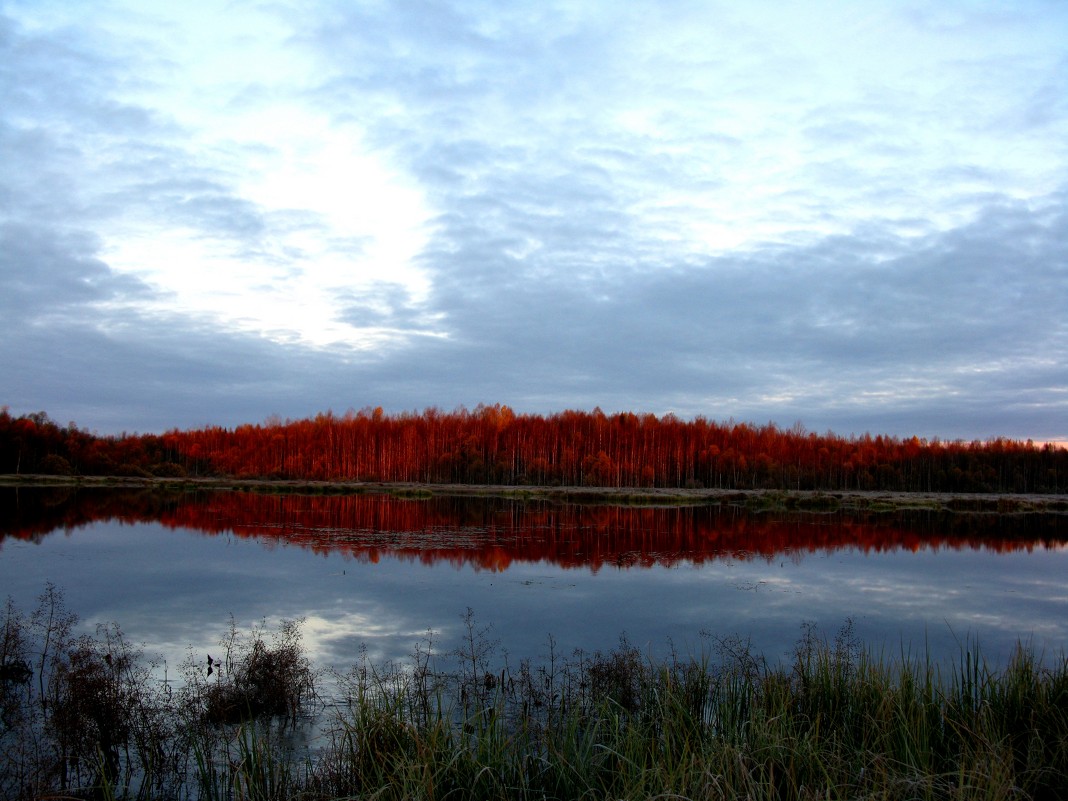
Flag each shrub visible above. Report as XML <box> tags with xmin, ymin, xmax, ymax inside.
<box><xmin>183</xmin><ymin>616</ymin><xmax>317</xmax><ymax>727</ymax></box>
<box><xmin>37</xmin><ymin>454</ymin><xmax>72</xmax><ymax>475</ymax></box>
<box><xmin>150</xmin><ymin>462</ymin><xmax>187</xmax><ymax>478</ymax></box>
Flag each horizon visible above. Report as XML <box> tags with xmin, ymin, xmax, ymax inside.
<box><xmin>2</xmin><ymin>1</ymin><xmax>1066</xmax><ymax>442</ymax></box>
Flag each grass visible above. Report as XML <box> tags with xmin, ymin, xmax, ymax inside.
<box><xmin>300</xmin><ymin>623</ymin><xmax>1068</xmax><ymax>801</ymax></box>
<box><xmin>2</xmin><ymin>591</ymin><xmax>1067</xmax><ymax>800</ymax></box>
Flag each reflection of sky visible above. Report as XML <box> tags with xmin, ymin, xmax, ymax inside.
<box><xmin>1</xmin><ymin>521</ymin><xmax>1066</xmax><ymax>676</ymax></box>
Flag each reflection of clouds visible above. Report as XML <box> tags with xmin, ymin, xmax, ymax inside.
<box><xmin>698</xmin><ymin>548</ymin><xmax>1068</xmax><ymax>664</ymax></box>
<box><xmin>3</xmin><ymin>518</ymin><xmax>1067</xmax><ymax>673</ymax></box>
<box><xmin>839</xmin><ymin>575</ymin><xmax>962</xmax><ymax>607</ymax></box>
<box><xmin>1004</xmin><ymin>577</ymin><xmax>1068</xmax><ymax>603</ymax></box>
<box><xmin>953</xmin><ymin>612</ymin><xmax>1022</xmax><ymax>630</ymax></box>
<box><xmin>300</xmin><ymin>610</ymin><xmax>430</xmax><ymax>666</ymax></box>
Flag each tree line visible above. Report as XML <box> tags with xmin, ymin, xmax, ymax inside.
<box><xmin>1</xmin><ymin>405</ymin><xmax>1065</xmax><ymax>493</ymax></box>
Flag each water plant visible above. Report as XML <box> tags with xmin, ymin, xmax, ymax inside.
<box><xmin>1</xmin><ymin>589</ymin><xmax>1066</xmax><ymax>800</ymax></box>
<box><xmin>180</xmin><ymin>614</ymin><xmax>317</xmax><ymax>726</ymax></box>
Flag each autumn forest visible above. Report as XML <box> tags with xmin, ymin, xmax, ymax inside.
<box><xmin>1</xmin><ymin>405</ymin><xmax>1065</xmax><ymax>493</ymax></box>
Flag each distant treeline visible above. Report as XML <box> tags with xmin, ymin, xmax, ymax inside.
<box><xmin>1</xmin><ymin>405</ymin><xmax>1065</xmax><ymax>493</ymax></box>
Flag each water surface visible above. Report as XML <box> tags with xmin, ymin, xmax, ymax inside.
<box><xmin>1</xmin><ymin>487</ymin><xmax>1065</xmax><ymax>674</ymax></box>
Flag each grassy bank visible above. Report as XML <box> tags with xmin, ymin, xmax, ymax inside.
<box><xmin>3</xmin><ymin>472</ymin><xmax>1068</xmax><ymax>514</ymax></box>
<box><xmin>2</xmin><ymin>591</ymin><xmax>1066</xmax><ymax>800</ymax></box>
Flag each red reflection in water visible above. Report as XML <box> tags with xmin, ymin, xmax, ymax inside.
<box><xmin>1</xmin><ymin>488</ymin><xmax>1065</xmax><ymax>571</ymax></box>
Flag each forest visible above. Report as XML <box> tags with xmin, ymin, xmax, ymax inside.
<box><xmin>1</xmin><ymin>404</ymin><xmax>1065</xmax><ymax>493</ymax></box>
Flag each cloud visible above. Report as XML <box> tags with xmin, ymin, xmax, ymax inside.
<box><xmin>3</xmin><ymin>188</ymin><xmax>1064</xmax><ymax>439</ymax></box>
<box><xmin>0</xmin><ymin>1</ymin><xmax>1066</xmax><ymax>441</ymax></box>
<box><xmin>0</xmin><ymin>223</ymin><xmax>150</xmax><ymax>317</ymax></box>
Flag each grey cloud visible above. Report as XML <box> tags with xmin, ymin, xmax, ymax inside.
<box><xmin>389</xmin><ymin>31</ymin><xmax>1067</xmax><ymax>393</ymax></box>
<box><xmin>1020</xmin><ymin>56</ymin><xmax>1068</xmax><ymax>130</ymax></box>
<box><xmin>1</xmin><ymin>15</ymin><xmax>211</xmax><ymax>220</ymax></box>
<box><xmin>0</xmin><ymin>14</ymin><xmax>142</xmax><ymax>129</ymax></box>
<box><xmin>0</xmin><ymin>223</ymin><xmax>151</xmax><ymax>317</ymax></box>
<box><xmin>336</xmin><ymin>283</ymin><xmax>433</xmax><ymax>330</ymax></box>
<box><xmin>92</xmin><ymin>177</ymin><xmax>271</xmax><ymax>245</ymax></box>
<box><xmin>3</xmin><ymin>1</ymin><xmax>1066</xmax><ymax>444</ymax></box>
<box><xmin>1</xmin><ymin>306</ymin><xmax>359</xmax><ymax>434</ymax></box>
<box><xmin>373</xmin><ymin>186</ymin><xmax>1067</xmax><ymax>439</ymax></box>
<box><xmin>0</xmin><ymin>6</ymin><xmax>366</xmax><ymax>322</ymax></box>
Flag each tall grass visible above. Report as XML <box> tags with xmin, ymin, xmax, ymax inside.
<box><xmin>302</xmin><ymin>621</ymin><xmax>1068</xmax><ymax>801</ymax></box>
<box><xmin>2</xmin><ymin>590</ymin><xmax>1066</xmax><ymax>800</ymax></box>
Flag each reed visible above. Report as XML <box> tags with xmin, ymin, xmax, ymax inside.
<box><xmin>2</xmin><ymin>590</ymin><xmax>1066</xmax><ymax>800</ymax></box>
<box><xmin>301</xmin><ymin>623</ymin><xmax>1068</xmax><ymax>801</ymax></box>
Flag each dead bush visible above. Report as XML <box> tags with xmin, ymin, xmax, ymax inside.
<box><xmin>183</xmin><ymin>616</ymin><xmax>317</xmax><ymax>727</ymax></box>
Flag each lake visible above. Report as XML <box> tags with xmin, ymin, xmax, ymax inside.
<box><xmin>2</xmin><ymin>485</ymin><xmax>1066</xmax><ymax>679</ymax></box>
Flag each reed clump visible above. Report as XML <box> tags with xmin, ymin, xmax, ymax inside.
<box><xmin>0</xmin><ymin>586</ymin><xmax>317</xmax><ymax>801</ymax></box>
<box><xmin>305</xmin><ymin>621</ymin><xmax>1068</xmax><ymax>801</ymax></box>
<box><xmin>181</xmin><ymin>615</ymin><xmax>317</xmax><ymax>726</ymax></box>
<box><xmin>2</xmin><ymin>589</ymin><xmax>1067</xmax><ymax>800</ymax></box>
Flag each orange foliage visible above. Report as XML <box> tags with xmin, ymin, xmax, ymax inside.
<box><xmin>2</xmin><ymin>406</ymin><xmax>1066</xmax><ymax>493</ymax></box>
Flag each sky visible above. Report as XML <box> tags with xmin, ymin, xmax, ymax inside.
<box><xmin>2</xmin><ymin>0</ymin><xmax>1066</xmax><ymax>441</ymax></box>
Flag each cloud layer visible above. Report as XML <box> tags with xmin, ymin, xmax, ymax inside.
<box><xmin>2</xmin><ymin>0</ymin><xmax>1066</xmax><ymax>440</ymax></box>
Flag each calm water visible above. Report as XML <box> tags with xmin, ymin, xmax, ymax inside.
<box><xmin>1</xmin><ymin>486</ymin><xmax>1066</xmax><ymax>675</ymax></box>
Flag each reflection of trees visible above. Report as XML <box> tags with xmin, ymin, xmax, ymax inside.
<box><xmin>2</xmin><ymin>489</ymin><xmax>1065</xmax><ymax>571</ymax></box>
<box><xmin>0</xmin><ymin>487</ymin><xmax>189</xmax><ymax>543</ymax></box>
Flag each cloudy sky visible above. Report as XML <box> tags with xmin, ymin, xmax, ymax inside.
<box><xmin>2</xmin><ymin>0</ymin><xmax>1066</xmax><ymax>441</ymax></box>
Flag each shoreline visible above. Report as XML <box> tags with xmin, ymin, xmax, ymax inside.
<box><xmin>2</xmin><ymin>472</ymin><xmax>1066</xmax><ymax>514</ymax></box>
